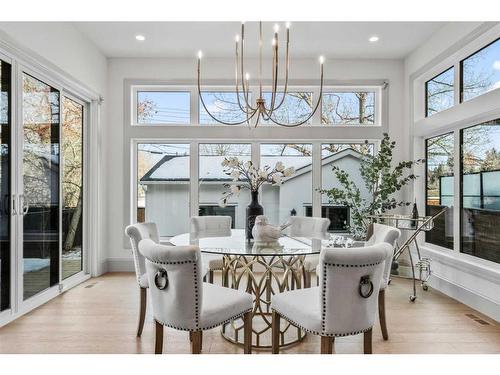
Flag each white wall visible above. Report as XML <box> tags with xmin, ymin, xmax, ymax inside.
<box><xmin>0</xmin><ymin>22</ymin><xmax>107</xmax><ymax>95</ymax></box>
<box><xmin>106</xmin><ymin>57</ymin><xmax>406</xmax><ymax>270</ymax></box>
<box><xmin>404</xmin><ymin>22</ymin><xmax>500</xmax><ymax>321</ymax></box>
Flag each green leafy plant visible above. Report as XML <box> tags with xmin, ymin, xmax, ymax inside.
<box><xmin>319</xmin><ymin>133</ymin><xmax>425</xmax><ymax>239</ymax></box>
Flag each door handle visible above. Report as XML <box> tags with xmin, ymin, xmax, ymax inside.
<box><xmin>19</xmin><ymin>194</ymin><xmax>29</xmax><ymax>215</ymax></box>
<box><xmin>11</xmin><ymin>194</ymin><xmax>17</xmax><ymax>216</ymax></box>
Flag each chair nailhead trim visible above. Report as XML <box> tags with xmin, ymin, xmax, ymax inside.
<box><xmin>272</xmin><ymin>308</ymin><xmax>372</xmax><ymax>338</ymax></box>
<box><xmin>193</xmin><ymin>263</ymin><xmax>200</xmax><ymax>329</ymax></box>
<box><xmin>154</xmin><ymin>308</ymin><xmax>252</xmax><ymax>332</ymax></box>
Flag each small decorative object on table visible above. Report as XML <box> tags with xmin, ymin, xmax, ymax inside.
<box><xmin>220</xmin><ymin>157</ymin><xmax>295</xmax><ymax>241</ymax></box>
<box><xmin>252</xmin><ymin>215</ymin><xmax>290</xmax><ymax>243</ymax></box>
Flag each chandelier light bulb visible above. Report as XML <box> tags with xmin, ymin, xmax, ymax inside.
<box><xmin>197</xmin><ymin>50</ymin><xmax>203</xmax><ymax>59</ymax></box>
<box><xmin>369</xmin><ymin>36</ymin><xmax>379</xmax><ymax>42</ymax></box>
<box><xmin>235</xmin><ymin>34</ymin><xmax>240</xmax><ymax>43</ymax></box>
<box><xmin>273</xmin><ymin>24</ymin><xmax>280</xmax><ymax>33</ymax></box>
<box><xmin>245</xmin><ymin>73</ymin><xmax>250</xmax><ymax>81</ymax></box>
<box><xmin>272</xmin><ymin>38</ymin><xmax>277</xmax><ymax>46</ymax></box>
<box><xmin>286</xmin><ymin>21</ymin><xmax>291</xmax><ymax>29</ymax></box>
<box><xmin>319</xmin><ymin>55</ymin><xmax>325</xmax><ymax>65</ymax></box>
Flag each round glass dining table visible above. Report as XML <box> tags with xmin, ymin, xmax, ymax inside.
<box><xmin>170</xmin><ymin>229</ymin><xmax>325</xmax><ymax>349</ymax></box>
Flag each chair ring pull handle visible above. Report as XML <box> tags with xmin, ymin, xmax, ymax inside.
<box><xmin>154</xmin><ymin>269</ymin><xmax>169</xmax><ymax>290</ymax></box>
<box><xmin>359</xmin><ymin>275</ymin><xmax>373</xmax><ymax>298</ymax></box>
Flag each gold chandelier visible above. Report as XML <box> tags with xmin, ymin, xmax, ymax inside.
<box><xmin>197</xmin><ymin>21</ymin><xmax>324</xmax><ymax>127</ymax></box>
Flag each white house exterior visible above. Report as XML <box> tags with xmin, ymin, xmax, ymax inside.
<box><xmin>140</xmin><ymin>148</ymin><xmax>369</xmax><ymax>236</ymax></box>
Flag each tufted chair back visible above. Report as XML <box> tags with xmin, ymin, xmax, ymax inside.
<box><xmin>319</xmin><ymin>243</ymin><xmax>390</xmax><ymax>336</ymax></box>
<box><xmin>125</xmin><ymin>222</ymin><xmax>161</xmax><ymax>286</ymax></box>
<box><xmin>286</xmin><ymin>216</ymin><xmax>330</xmax><ymax>239</ymax></box>
<box><xmin>365</xmin><ymin>223</ymin><xmax>401</xmax><ymax>289</ymax></box>
<box><xmin>139</xmin><ymin>239</ymin><xmax>203</xmax><ymax>330</ymax></box>
<box><xmin>191</xmin><ymin>216</ymin><xmax>232</xmax><ymax>237</ymax></box>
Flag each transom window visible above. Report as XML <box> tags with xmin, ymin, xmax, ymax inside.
<box><xmin>131</xmin><ymin>85</ymin><xmax>381</xmax><ymax>126</ymax></box>
<box><xmin>461</xmin><ymin>38</ymin><xmax>500</xmax><ymax>102</ymax></box>
<box><xmin>425</xmin><ymin>67</ymin><xmax>454</xmax><ymax>117</ymax></box>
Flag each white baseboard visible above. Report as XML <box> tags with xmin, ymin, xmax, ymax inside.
<box><xmin>104</xmin><ymin>257</ymin><xmax>135</xmax><ymax>272</ymax></box>
<box><xmin>428</xmin><ymin>273</ymin><xmax>500</xmax><ymax>322</ymax></box>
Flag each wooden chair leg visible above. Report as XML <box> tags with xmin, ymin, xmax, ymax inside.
<box><xmin>208</xmin><ymin>270</ymin><xmax>214</xmax><ymax>284</ymax></box>
<box><xmin>364</xmin><ymin>328</ymin><xmax>373</xmax><ymax>354</ymax></box>
<box><xmin>271</xmin><ymin>310</ymin><xmax>280</xmax><ymax>354</ymax></box>
<box><xmin>137</xmin><ymin>287</ymin><xmax>147</xmax><ymax>337</ymax></box>
<box><xmin>191</xmin><ymin>331</ymin><xmax>202</xmax><ymax>354</ymax></box>
<box><xmin>379</xmin><ymin>289</ymin><xmax>388</xmax><ymax>340</ymax></box>
<box><xmin>154</xmin><ymin>320</ymin><xmax>164</xmax><ymax>354</ymax></box>
<box><xmin>243</xmin><ymin>311</ymin><xmax>252</xmax><ymax>354</ymax></box>
<box><xmin>321</xmin><ymin>336</ymin><xmax>333</xmax><ymax>354</ymax></box>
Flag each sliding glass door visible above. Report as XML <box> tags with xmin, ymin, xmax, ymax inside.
<box><xmin>0</xmin><ymin>59</ymin><xmax>11</xmax><ymax>312</ymax></box>
<box><xmin>62</xmin><ymin>96</ymin><xmax>84</xmax><ymax>279</ymax></box>
<box><xmin>22</xmin><ymin>73</ymin><xmax>60</xmax><ymax>300</ymax></box>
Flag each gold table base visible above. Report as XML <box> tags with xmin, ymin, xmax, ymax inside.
<box><xmin>221</xmin><ymin>254</ymin><xmax>307</xmax><ymax>349</ymax></box>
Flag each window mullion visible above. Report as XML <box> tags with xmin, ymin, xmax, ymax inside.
<box><xmin>453</xmin><ymin>129</ymin><xmax>461</xmax><ymax>252</ymax></box>
<box><xmin>312</xmin><ymin>142</ymin><xmax>322</xmax><ymax>217</ymax></box>
<box><xmin>190</xmin><ymin>142</ymin><xmax>199</xmax><ymax>217</ymax></box>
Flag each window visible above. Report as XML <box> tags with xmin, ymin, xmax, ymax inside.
<box><xmin>22</xmin><ymin>73</ymin><xmax>60</xmax><ymax>300</ymax></box>
<box><xmin>260</xmin><ymin>144</ymin><xmax>312</xmax><ymax>225</ymax></box>
<box><xmin>199</xmin><ymin>143</ymin><xmax>251</xmax><ymax>229</ymax></box>
<box><xmin>261</xmin><ymin>92</ymin><xmax>313</xmax><ymax>125</ymax></box>
<box><xmin>461</xmin><ymin>38</ymin><xmax>500</xmax><ymax>102</ymax></box>
<box><xmin>136</xmin><ymin>91</ymin><xmax>190</xmax><ymax>124</ymax></box>
<box><xmin>322</xmin><ymin>91</ymin><xmax>375</xmax><ymax>124</ymax></box>
<box><xmin>321</xmin><ymin>143</ymin><xmax>373</xmax><ymax>232</ymax></box>
<box><xmin>461</xmin><ymin>120</ymin><xmax>500</xmax><ymax>263</ymax></box>
<box><xmin>62</xmin><ymin>97</ymin><xmax>84</xmax><ymax>279</ymax></box>
<box><xmin>199</xmin><ymin>205</ymin><xmax>236</xmax><ymax>228</ymax></box>
<box><xmin>425</xmin><ymin>133</ymin><xmax>454</xmax><ymax>249</ymax></box>
<box><xmin>137</xmin><ymin>143</ymin><xmax>190</xmax><ymax>236</ymax></box>
<box><xmin>425</xmin><ymin>67</ymin><xmax>454</xmax><ymax>117</ymax></box>
<box><xmin>0</xmin><ymin>59</ymin><xmax>11</xmax><ymax>311</ymax></box>
<box><xmin>199</xmin><ymin>92</ymin><xmax>249</xmax><ymax>124</ymax></box>
<box><xmin>305</xmin><ymin>205</ymin><xmax>350</xmax><ymax>232</ymax></box>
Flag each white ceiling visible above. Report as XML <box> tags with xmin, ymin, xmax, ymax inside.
<box><xmin>74</xmin><ymin>22</ymin><xmax>447</xmax><ymax>59</ymax></box>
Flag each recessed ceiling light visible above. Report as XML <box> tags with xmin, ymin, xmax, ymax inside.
<box><xmin>135</xmin><ymin>35</ymin><xmax>146</xmax><ymax>41</ymax></box>
<box><xmin>369</xmin><ymin>36</ymin><xmax>379</xmax><ymax>43</ymax></box>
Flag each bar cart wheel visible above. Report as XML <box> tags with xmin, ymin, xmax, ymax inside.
<box><xmin>422</xmin><ymin>284</ymin><xmax>428</xmax><ymax>291</ymax></box>
<box><xmin>409</xmin><ymin>295</ymin><xmax>416</xmax><ymax>302</ymax></box>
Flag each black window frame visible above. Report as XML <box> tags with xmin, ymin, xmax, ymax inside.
<box><xmin>425</xmin><ymin>66</ymin><xmax>455</xmax><ymax>118</ymax></box>
<box><xmin>424</xmin><ymin>132</ymin><xmax>454</xmax><ymax>250</ymax></box>
<box><xmin>459</xmin><ymin>37</ymin><xmax>500</xmax><ymax>103</ymax></box>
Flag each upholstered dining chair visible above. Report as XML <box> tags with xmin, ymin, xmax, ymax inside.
<box><xmin>124</xmin><ymin>222</ymin><xmax>161</xmax><ymax>337</ymax></box>
<box><xmin>284</xmin><ymin>216</ymin><xmax>330</xmax><ymax>287</ymax></box>
<box><xmin>139</xmin><ymin>239</ymin><xmax>253</xmax><ymax>354</ymax></box>
<box><xmin>314</xmin><ymin>223</ymin><xmax>400</xmax><ymax>341</ymax></box>
<box><xmin>364</xmin><ymin>223</ymin><xmax>401</xmax><ymax>340</ymax></box>
<box><xmin>190</xmin><ymin>216</ymin><xmax>232</xmax><ymax>283</ymax></box>
<box><xmin>271</xmin><ymin>243</ymin><xmax>391</xmax><ymax>354</ymax></box>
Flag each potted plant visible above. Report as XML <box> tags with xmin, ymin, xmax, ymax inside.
<box><xmin>320</xmin><ymin>133</ymin><xmax>424</xmax><ymax>240</ymax></box>
<box><xmin>220</xmin><ymin>157</ymin><xmax>295</xmax><ymax>240</ymax></box>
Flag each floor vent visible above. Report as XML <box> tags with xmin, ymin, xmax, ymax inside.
<box><xmin>85</xmin><ymin>283</ymin><xmax>97</xmax><ymax>289</ymax></box>
<box><xmin>465</xmin><ymin>313</ymin><xmax>490</xmax><ymax>325</ymax></box>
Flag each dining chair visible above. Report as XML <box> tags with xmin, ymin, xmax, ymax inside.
<box><xmin>314</xmin><ymin>223</ymin><xmax>400</xmax><ymax>341</ymax></box>
<box><xmin>271</xmin><ymin>243</ymin><xmax>391</xmax><ymax>354</ymax></box>
<box><xmin>364</xmin><ymin>223</ymin><xmax>401</xmax><ymax>340</ymax></box>
<box><xmin>284</xmin><ymin>216</ymin><xmax>330</xmax><ymax>287</ymax></box>
<box><xmin>124</xmin><ymin>222</ymin><xmax>162</xmax><ymax>337</ymax></box>
<box><xmin>139</xmin><ymin>238</ymin><xmax>253</xmax><ymax>354</ymax></box>
<box><xmin>190</xmin><ymin>216</ymin><xmax>232</xmax><ymax>283</ymax></box>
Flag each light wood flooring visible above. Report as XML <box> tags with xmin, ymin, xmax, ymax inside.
<box><xmin>0</xmin><ymin>272</ymin><xmax>499</xmax><ymax>354</ymax></box>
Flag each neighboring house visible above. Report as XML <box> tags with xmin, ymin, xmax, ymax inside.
<box><xmin>140</xmin><ymin>148</ymin><xmax>369</xmax><ymax>236</ymax></box>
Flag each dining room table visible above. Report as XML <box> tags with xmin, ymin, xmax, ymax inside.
<box><xmin>170</xmin><ymin>228</ymin><xmax>330</xmax><ymax>349</ymax></box>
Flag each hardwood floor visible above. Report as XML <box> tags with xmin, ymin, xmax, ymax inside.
<box><xmin>0</xmin><ymin>272</ymin><xmax>499</xmax><ymax>354</ymax></box>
